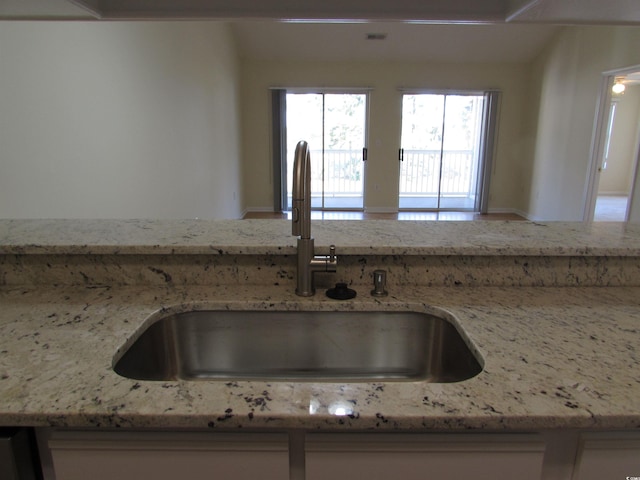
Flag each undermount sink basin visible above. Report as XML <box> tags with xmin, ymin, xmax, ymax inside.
<box><xmin>113</xmin><ymin>310</ymin><xmax>482</xmax><ymax>382</ymax></box>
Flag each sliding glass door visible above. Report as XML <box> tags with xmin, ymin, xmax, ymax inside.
<box><xmin>399</xmin><ymin>93</ymin><xmax>487</xmax><ymax>211</ymax></box>
<box><xmin>285</xmin><ymin>92</ymin><xmax>367</xmax><ymax>210</ymax></box>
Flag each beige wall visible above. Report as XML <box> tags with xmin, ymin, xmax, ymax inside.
<box><xmin>526</xmin><ymin>26</ymin><xmax>640</xmax><ymax>221</ymax></box>
<box><xmin>240</xmin><ymin>59</ymin><xmax>532</xmax><ymax>213</ymax></box>
<box><xmin>3</xmin><ymin>21</ymin><xmax>639</xmax><ymax>222</ymax></box>
<box><xmin>599</xmin><ymin>85</ymin><xmax>640</xmax><ymax>195</ymax></box>
<box><xmin>0</xmin><ymin>21</ymin><xmax>243</xmax><ymax>219</ymax></box>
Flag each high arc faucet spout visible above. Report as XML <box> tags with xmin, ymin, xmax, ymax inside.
<box><xmin>292</xmin><ymin>140</ymin><xmax>311</xmax><ymax>240</ymax></box>
<box><xmin>291</xmin><ymin>140</ymin><xmax>337</xmax><ymax>296</ymax></box>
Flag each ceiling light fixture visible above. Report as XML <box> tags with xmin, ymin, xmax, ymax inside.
<box><xmin>612</xmin><ymin>78</ymin><xmax>626</xmax><ymax>94</ymax></box>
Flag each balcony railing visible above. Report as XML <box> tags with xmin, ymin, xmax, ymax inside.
<box><xmin>287</xmin><ymin>148</ymin><xmax>476</xmax><ymax>207</ymax></box>
<box><xmin>399</xmin><ymin>149</ymin><xmax>476</xmax><ymax>197</ymax></box>
<box><xmin>288</xmin><ymin>149</ymin><xmax>364</xmax><ymax>198</ymax></box>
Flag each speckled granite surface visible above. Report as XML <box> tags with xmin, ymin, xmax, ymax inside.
<box><xmin>1</xmin><ymin>219</ymin><xmax>639</xmax><ymax>432</ymax></box>
<box><xmin>3</xmin><ymin>252</ymin><xmax>640</xmax><ymax>288</ymax></box>
<box><xmin>0</xmin><ymin>284</ymin><xmax>639</xmax><ymax>431</ymax></box>
<box><xmin>2</xmin><ymin>219</ymin><xmax>640</xmax><ymax>256</ymax></box>
<box><xmin>3</xmin><ymin>219</ymin><xmax>640</xmax><ymax>289</ymax></box>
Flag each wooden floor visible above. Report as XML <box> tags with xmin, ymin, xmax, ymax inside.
<box><xmin>243</xmin><ymin>211</ymin><xmax>526</xmax><ymax>221</ymax></box>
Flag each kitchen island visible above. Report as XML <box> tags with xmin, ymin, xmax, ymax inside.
<box><xmin>1</xmin><ymin>219</ymin><xmax>639</xmax><ymax>479</ymax></box>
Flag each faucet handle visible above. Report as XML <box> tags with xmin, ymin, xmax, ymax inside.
<box><xmin>292</xmin><ymin>207</ymin><xmax>300</xmax><ymax>236</ymax></box>
<box><xmin>329</xmin><ymin>245</ymin><xmax>336</xmax><ymax>262</ymax></box>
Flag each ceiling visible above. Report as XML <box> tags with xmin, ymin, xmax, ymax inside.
<box><xmin>619</xmin><ymin>71</ymin><xmax>640</xmax><ymax>86</ymax></box>
<box><xmin>0</xmin><ymin>0</ymin><xmax>91</xmax><ymax>18</ymax></box>
<box><xmin>0</xmin><ymin>0</ymin><xmax>636</xmax><ymax>66</ymax></box>
<box><xmin>232</xmin><ymin>22</ymin><xmax>560</xmax><ymax>63</ymax></box>
<box><xmin>0</xmin><ymin>0</ymin><xmax>639</xmax><ymax>23</ymax></box>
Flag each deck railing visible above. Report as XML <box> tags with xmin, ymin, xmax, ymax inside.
<box><xmin>288</xmin><ymin>148</ymin><xmax>476</xmax><ymax>203</ymax></box>
<box><xmin>399</xmin><ymin>149</ymin><xmax>476</xmax><ymax>197</ymax></box>
<box><xmin>304</xmin><ymin>149</ymin><xmax>364</xmax><ymax>198</ymax></box>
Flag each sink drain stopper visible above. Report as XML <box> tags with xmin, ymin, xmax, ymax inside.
<box><xmin>326</xmin><ymin>283</ymin><xmax>357</xmax><ymax>300</ymax></box>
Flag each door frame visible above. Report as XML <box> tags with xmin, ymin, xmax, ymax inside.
<box><xmin>583</xmin><ymin>64</ymin><xmax>640</xmax><ymax>222</ymax></box>
<box><xmin>397</xmin><ymin>89</ymin><xmax>499</xmax><ymax>213</ymax></box>
<box><xmin>273</xmin><ymin>88</ymin><xmax>370</xmax><ymax>212</ymax></box>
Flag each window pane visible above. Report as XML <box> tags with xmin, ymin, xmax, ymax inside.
<box><xmin>399</xmin><ymin>93</ymin><xmax>484</xmax><ymax>211</ymax></box>
<box><xmin>439</xmin><ymin>95</ymin><xmax>483</xmax><ymax>210</ymax></box>
<box><xmin>285</xmin><ymin>93</ymin><xmax>366</xmax><ymax>210</ymax></box>
<box><xmin>323</xmin><ymin>94</ymin><xmax>366</xmax><ymax>209</ymax></box>
<box><xmin>285</xmin><ymin>94</ymin><xmax>323</xmax><ymax>210</ymax></box>
<box><xmin>399</xmin><ymin>94</ymin><xmax>444</xmax><ymax>209</ymax></box>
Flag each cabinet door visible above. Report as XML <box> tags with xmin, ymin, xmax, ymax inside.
<box><xmin>574</xmin><ymin>432</ymin><xmax>640</xmax><ymax>480</ymax></box>
<box><xmin>47</xmin><ymin>430</ymin><xmax>289</xmax><ymax>480</ymax></box>
<box><xmin>306</xmin><ymin>433</ymin><xmax>545</xmax><ymax>480</ymax></box>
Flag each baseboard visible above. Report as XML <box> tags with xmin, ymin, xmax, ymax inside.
<box><xmin>487</xmin><ymin>207</ymin><xmax>534</xmax><ymax>220</ymax></box>
<box><xmin>364</xmin><ymin>207</ymin><xmax>399</xmax><ymax>214</ymax></box>
<box><xmin>597</xmin><ymin>191</ymin><xmax>629</xmax><ymax>197</ymax></box>
<box><xmin>240</xmin><ymin>207</ymin><xmax>276</xmax><ymax>219</ymax></box>
<box><xmin>244</xmin><ymin>207</ymin><xmax>278</xmax><ymax>213</ymax></box>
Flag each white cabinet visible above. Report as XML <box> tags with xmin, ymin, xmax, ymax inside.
<box><xmin>45</xmin><ymin>430</ymin><xmax>289</xmax><ymax>480</ymax></box>
<box><xmin>306</xmin><ymin>433</ymin><xmax>546</xmax><ymax>480</ymax></box>
<box><xmin>573</xmin><ymin>432</ymin><xmax>640</xmax><ymax>480</ymax></box>
<box><xmin>39</xmin><ymin>429</ymin><xmax>640</xmax><ymax>480</ymax></box>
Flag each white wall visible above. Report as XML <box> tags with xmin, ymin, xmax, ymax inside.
<box><xmin>4</xmin><ymin>22</ymin><xmax>639</xmax><ymax>221</ymax></box>
<box><xmin>525</xmin><ymin>26</ymin><xmax>640</xmax><ymax>221</ymax></box>
<box><xmin>240</xmin><ymin>59</ymin><xmax>532</xmax><ymax>214</ymax></box>
<box><xmin>0</xmin><ymin>21</ymin><xmax>243</xmax><ymax>219</ymax></box>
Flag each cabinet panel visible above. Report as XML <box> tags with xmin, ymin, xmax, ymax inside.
<box><xmin>574</xmin><ymin>433</ymin><xmax>640</xmax><ymax>480</ymax></box>
<box><xmin>47</xmin><ymin>431</ymin><xmax>289</xmax><ymax>480</ymax></box>
<box><xmin>306</xmin><ymin>433</ymin><xmax>545</xmax><ymax>480</ymax></box>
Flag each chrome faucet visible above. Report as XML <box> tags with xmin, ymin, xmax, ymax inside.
<box><xmin>292</xmin><ymin>140</ymin><xmax>337</xmax><ymax>296</ymax></box>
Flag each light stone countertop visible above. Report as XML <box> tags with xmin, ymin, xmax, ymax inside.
<box><xmin>1</xmin><ymin>219</ymin><xmax>639</xmax><ymax>432</ymax></box>
<box><xmin>2</xmin><ymin>219</ymin><xmax>640</xmax><ymax>256</ymax></box>
<box><xmin>0</xmin><ymin>283</ymin><xmax>639</xmax><ymax>431</ymax></box>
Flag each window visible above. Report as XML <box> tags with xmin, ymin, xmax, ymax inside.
<box><xmin>272</xmin><ymin>90</ymin><xmax>368</xmax><ymax>211</ymax></box>
<box><xmin>399</xmin><ymin>91</ymin><xmax>499</xmax><ymax>212</ymax></box>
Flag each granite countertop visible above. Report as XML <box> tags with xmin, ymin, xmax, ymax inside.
<box><xmin>1</xmin><ymin>219</ymin><xmax>639</xmax><ymax>432</ymax></box>
<box><xmin>1</xmin><ymin>283</ymin><xmax>639</xmax><ymax>431</ymax></box>
<box><xmin>2</xmin><ymin>219</ymin><xmax>640</xmax><ymax>256</ymax></box>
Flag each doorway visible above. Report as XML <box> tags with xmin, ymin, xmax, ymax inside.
<box><xmin>586</xmin><ymin>67</ymin><xmax>640</xmax><ymax>222</ymax></box>
<box><xmin>398</xmin><ymin>92</ymin><xmax>498</xmax><ymax>211</ymax></box>
<box><xmin>281</xmin><ymin>92</ymin><xmax>368</xmax><ymax>211</ymax></box>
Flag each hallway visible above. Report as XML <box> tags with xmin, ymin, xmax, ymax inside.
<box><xmin>594</xmin><ymin>195</ymin><xmax>628</xmax><ymax>222</ymax></box>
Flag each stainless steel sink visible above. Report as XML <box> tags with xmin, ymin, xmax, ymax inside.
<box><xmin>113</xmin><ymin>310</ymin><xmax>482</xmax><ymax>382</ymax></box>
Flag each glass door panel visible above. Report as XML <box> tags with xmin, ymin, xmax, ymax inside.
<box><xmin>285</xmin><ymin>93</ymin><xmax>366</xmax><ymax>211</ymax></box>
<box><xmin>323</xmin><ymin>94</ymin><xmax>366</xmax><ymax>209</ymax></box>
<box><xmin>285</xmin><ymin>94</ymin><xmax>323</xmax><ymax>210</ymax></box>
<box><xmin>399</xmin><ymin>94</ymin><xmax>444</xmax><ymax>209</ymax></box>
<box><xmin>399</xmin><ymin>93</ymin><xmax>484</xmax><ymax>211</ymax></box>
<box><xmin>439</xmin><ymin>95</ymin><xmax>483</xmax><ymax>210</ymax></box>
